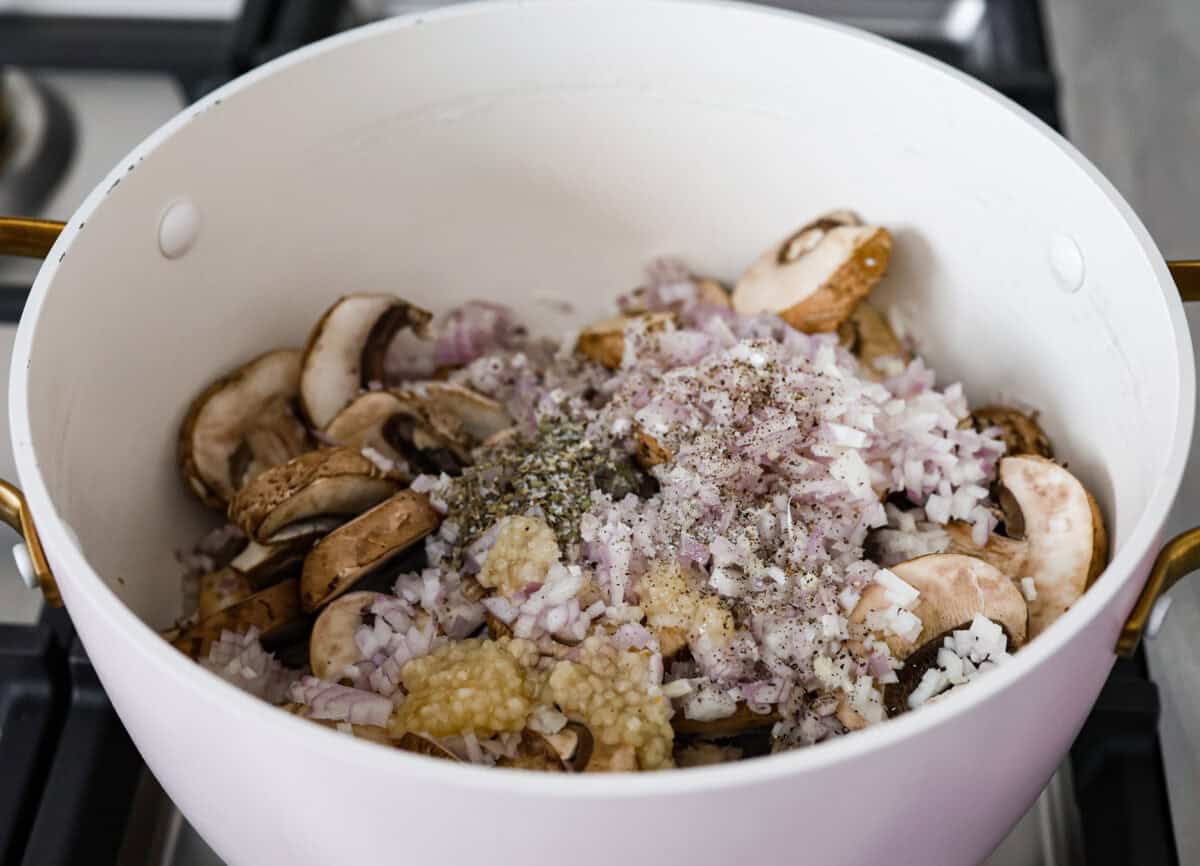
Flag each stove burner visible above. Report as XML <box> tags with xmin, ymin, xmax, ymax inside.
<box><xmin>0</xmin><ymin>67</ymin><xmax>75</xmax><ymax>217</ymax></box>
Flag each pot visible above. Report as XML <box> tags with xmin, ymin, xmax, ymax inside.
<box><xmin>1</xmin><ymin>3</ymin><xmax>1199</xmax><ymax>864</ymax></box>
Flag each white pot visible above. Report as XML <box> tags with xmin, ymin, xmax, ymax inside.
<box><xmin>1</xmin><ymin>3</ymin><xmax>1195</xmax><ymax>864</ymax></box>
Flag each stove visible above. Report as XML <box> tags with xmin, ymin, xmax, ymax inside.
<box><xmin>0</xmin><ymin>3</ymin><xmax>1182</xmax><ymax>865</ymax></box>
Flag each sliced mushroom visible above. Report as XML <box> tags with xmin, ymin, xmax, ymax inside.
<box><xmin>228</xmin><ymin>447</ymin><xmax>401</xmax><ymax>542</ymax></box>
<box><xmin>324</xmin><ymin>384</ymin><xmax>510</xmax><ymax>477</ymax></box>
<box><xmin>395</xmin><ymin>732</ymin><xmax>462</xmax><ymax>761</ymax></box>
<box><xmin>300</xmin><ymin>294</ymin><xmax>432</xmax><ymax>429</ymax></box>
<box><xmin>850</xmin><ymin>554</ymin><xmax>1028</xmax><ymax>660</ymax></box>
<box><xmin>577</xmin><ymin>312</ymin><xmax>673</xmax><ymax>370</ymax></box>
<box><xmin>872</xmin><ymin>625</ymin><xmax>963</xmax><ymax>717</ymax></box>
<box><xmin>671</xmin><ymin>703</ymin><xmax>780</xmax><ymax>737</ymax></box>
<box><xmin>401</xmin><ymin>381</ymin><xmax>512</xmax><ymax>445</ymax></box>
<box><xmin>300</xmin><ymin>490</ymin><xmax>441</xmax><ymax>611</ymax></box>
<box><xmin>179</xmin><ymin>349</ymin><xmax>307</xmax><ymax>507</ymax></box>
<box><xmin>965</xmin><ymin>405</ymin><xmax>1053</xmax><ymax>458</ymax></box>
<box><xmin>323</xmin><ymin>391</ymin><xmax>415</xmax><ymax>471</ymax></box>
<box><xmin>733</xmin><ymin>211</ymin><xmax>892</xmax><ymax>333</ymax></box>
<box><xmin>228</xmin><ymin>537</ymin><xmax>316</xmax><ymax>590</ymax></box>
<box><xmin>836</xmin><ymin>302</ymin><xmax>909</xmax><ymax>380</ymax></box>
<box><xmin>997</xmin><ymin>455</ymin><xmax>1107</xmax><ymax>637</ymax></box>
<box><xmin>197</xmin><ymin>566</ymin><xmax>253</xmax><ymax>620</ymax></box>
<box><xmin>309</xmin><ymin>590</ymin><xmax>388</xmax><ymax>680</ymax></box>
<box><xmin>172</xmin><ymin>578</ymin><xmax>305</xmax><ymax>659</ymax></box>
<box><xmin>943</xmin><ymin>521</ymin><xmax>1029</xmax><ymax>578</ymax></box>
<box><xmin>497</xmin><ymin>730</ymin><xmax>570</xmax><ymax>772</ymax></box>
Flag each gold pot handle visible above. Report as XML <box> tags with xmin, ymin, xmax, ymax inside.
<box><xmin>0</xmin><ymin>212</ymin><xmax>1198</xmax><ymax>637</ymax></box>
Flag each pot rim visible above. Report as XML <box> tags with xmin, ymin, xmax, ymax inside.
<box><xmin>9</xmin><ymin>0</ymin><xmax>1195</xmax><ymax>798</ymax></box>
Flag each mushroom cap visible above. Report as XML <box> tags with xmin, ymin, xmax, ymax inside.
<box><xmin>179</xmin><ymin>349</ymin><xmax>303</xmax><ymax>507</ymax></box>
<box><xmin>577</xmin><ymin>312</ymin><xmax>673</xmax><ymax>370</ymax></box>
<box><xmin>172</xmin><ymin>578</ymin><xmax>304</xmax><ymax>659</ymax></box>
<box><xmin>733</xmin><ymin>211</ymin><xmax>892</xmax><ymax>333</ymax></box>
<box><xmin>998</xmin><ymin>455</ymin><xmax>1107</xmax><ymax>638</ymax></box>
<box><xmin>850</xmin><ymin>554</ymin><xmax>1028</xmax><ymax>659</ymax></box>
<box><xmin>228</xmin><ymin>447</ymin><xmax>401</xmax><ymax>542</ymax></box>
<box><xmin>300</xmin><ymin>489</ymin><xmax>441</xmax><ymax>611</ymax></box>
<box><xmin>309</xmin><ymin>590</ymin><xmax>389</xmax><ymax>681</ymax></box>
<box><xmin>299</xmin><ymin>294</ymin><xmax>432</xmax><ymax>429</ymax></box>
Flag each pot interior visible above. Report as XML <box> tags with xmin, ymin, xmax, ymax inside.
<box><xmin>17</xmin><ymin>2</ymin><xmax>1186</xmax><ymax>628</ymax></box>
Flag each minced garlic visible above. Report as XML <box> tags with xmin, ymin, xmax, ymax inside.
<box><xmin>391</xmin><ymin>637</ymin><xmax>543</xmax><ymax>738</ymax></box>
<box><xmin>637</xmin><ymin>560</ymin><xmax>736</xmax><ymax>659</ymax></box>
<box><xmin>546</xmin><ymin>634</ymin><xmax>674</xmax><ymax>770</ymax></box>
<box><xmin>477</xmin><ymin>516</ymin><xmax>561</xmax><ymax>597</ymax></box>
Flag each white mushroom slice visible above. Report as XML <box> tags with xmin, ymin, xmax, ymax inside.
<box><xmin>228</xmin><ymin>447</ymin><xmax>401</xmax><ymax>542</ymax></box>
<box><xmin>850</xmin><ymin>554</ymin><xmax>1028</xmax><ymax>660</ymax></box>
<box><xmin>309</xmin><ymin>590</ymin><xmax>388</xmax><ymax>681</ymax></box>
<box><xmin>173</xmin><ymin>578</ymin><xmax>304</xmax><ymax>659</ymax></box>
<box><xmin>576</xmin><ymin>312</ymin><xmax>673</xmax><ymax>370</ymax></box>
<box><xmin>998</xmin><ymin>455</ymin><xmax>1107</xmax><ymax>637</ymax></box>
<box><xmin>943</xmin><ymin>521</ymin><xmax>1030</xmax><ymax>579</ymax></box>
<box><xmin>733</xmin><ymin>211</ymin><xmax>892</xmax><ymax>333</ymax></box>
<box><xmin>300</xmin><ymin>293</ymin><xmax>432</xmax><ymax>429</ymax></box>
<box><xmin>179</xmin><ymin>349</ymin><xmax>305</xmax><ymax>507</ymax></box>
<box><xmin>300</xmin><ymin>490</ymin><xmax>441</xmax><ymax>611</ymax></box>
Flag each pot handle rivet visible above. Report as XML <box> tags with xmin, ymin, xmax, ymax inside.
<box><xmin>158</xmin><ymin>198</ymin><xmax>200</xmax><ymax>259</ymax></box>
<box><xmin>0</xmin><ymin>480</ymin><xmax>61</xmax><ymax>606</ymax></box>
<box><xmin>1118</xmin><ymin>527</ymin><xmax>1200</xmax><ymax>656</ymax></box>
<box><xmin>1145</xmin><ymin>595</ymin><xmax>1174</xmax><ymax>640</ymax></box>
<box><xmin>1049</xmin><ymin>234</ymin><xmax>1085</xmax><ymax>294</ymax></box>
<box><xmin>12</xmin><ymin>542</ymin><xmax>35</xmax><ymax>590</ymax></box>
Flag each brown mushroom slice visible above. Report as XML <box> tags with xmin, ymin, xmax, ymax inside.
<box><xmin>966</xmin><ymin>405</ymin><xmax>1053</xmax><ymax>458</ymax></box>
<box><xmin>401</xmin><ymin>381</ymin><xmax>512</xmax><ymax>444</ymax></box>
<box><xmin>850</xmin><ymin>554</ymin><xmax>1028</xmax><ymax>661</ymax></box>
<box><xmin>179</xmin><ymin>349</ymin><xmax>305</xmax><ymax>507</ymax></box>
<box><xmin>733</xmin><ymin>211</ymin><xmax>892</xmax><ymax>333</ymax></box>
<box><xmin>323</xmin><ymin>391</ymin><xmax>414</xmax><ymax>471</ymax></box>
<box><xmin>309</xmin><ymin>590</ymin><xmax>388</xmax><ymax>680</ymax></box>
<box><xmin>300</xmin><ymin>490</ymin><xmax>440</xmax><ymax>611</ymax></box>
<box><xmin>998</xmin><ymin>455</ymin><xmax>1108</xmax><ymax>638</ymax></box>
<box><xmin>228</xmin><ymin>447</ymin><xmax>401</xmax><ymax>542</ymax></box>
<box><xmin>172</xmin><ymin>578</ymin><xmax>304</xmax><ymax>659</ymax></box>
<box><xmin>671</xmin><ymin>703</ymin><xmax>780</xmax><ymax>737</ymax></box>
<box><xmin>497</xmin><ymin>730</ymin><xmax>570</xmax><ymax>772</ymax></box>
<box><xmin>577</xmin><ymin>312</ymin><xmax>673</xmax><ymax>370</ymax></box>
<box><xmin>943</xmin><ymin>520</ymin><xmax>1029</xmax><ymax>578</ymax></box>
<box><xmin>197</xmin><ymin>566</ymin><xmax>253</xmax><ymax>620</ymax></box>
<box><xmin>229</xmin><ymin>533</ymin><xmax>319</xmax><ymax>589</ymax></box>
<box><xmin>299</xmin><ymin>294</ymin><xmax>433</xmax><ymax>429</ymax></box>
<box><xmin>836</xmin><ymin>302</ymin><xmax>910</xmax><ymax>380</ymax></box>
<box><xmin>395</xmin><ymin>732</ymin><xmax>462</xmax><ymax>761</ymax></box>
